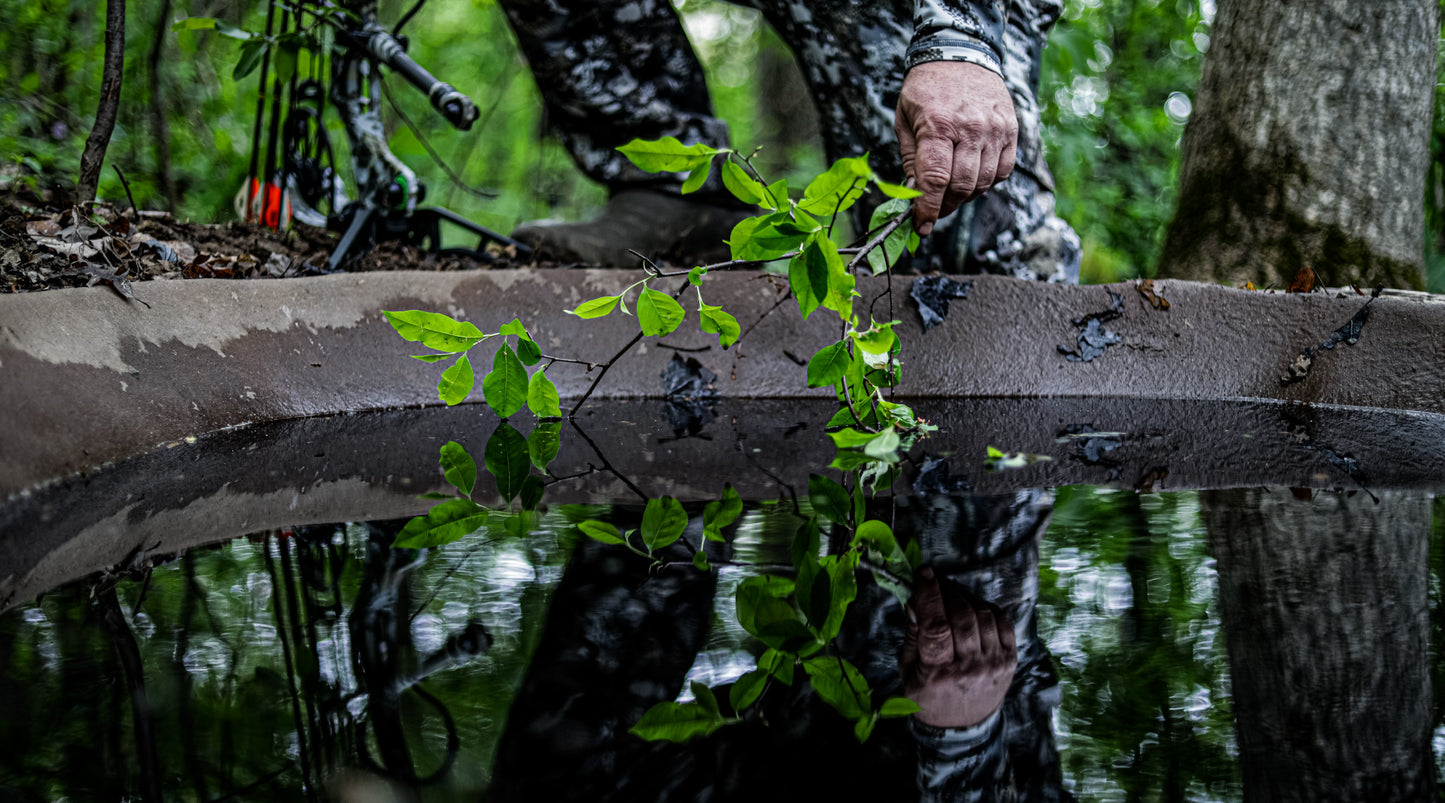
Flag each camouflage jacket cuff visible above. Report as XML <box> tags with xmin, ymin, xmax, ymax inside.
<box><xmin>906</xmin><ymin>1</ymin><xmax>1007</xmax><ymax>77</ymax></box>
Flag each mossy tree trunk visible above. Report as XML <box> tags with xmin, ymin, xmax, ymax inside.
<box><xmin>1158</xmin><ymin>1</ymin><xmax>1437</xmax><ymax>289</ymax></box>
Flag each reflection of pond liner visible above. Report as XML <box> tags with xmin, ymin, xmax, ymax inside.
<box><xmin>4</xmin><ymin>396</ymin><xmax>1444</xmax><ymax>611</ymax></box>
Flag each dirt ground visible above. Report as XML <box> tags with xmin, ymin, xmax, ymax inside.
<box><xmin>0</xmin><ymin>194</ymin><xmax>538</xmax><ymax>298</ymax></box>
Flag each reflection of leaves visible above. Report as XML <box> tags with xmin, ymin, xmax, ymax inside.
<box><xmin>803</xmin><ymin>655</ymin><xmax>872</xmax><ymax>721</ymax></box>
<box><xmin>485</xmin><ymin>423</ymin><xmax>530</xmax><ymax>502</ymax></box>
<box><xmin>702</xmin><ymin>484</ymin><xmax>742</xmax><ymax>541</ymax></box>
<box><xmin>439</xmin><ymin>441</ymin><xmax>476</xmax><ymax>497</ymax></box>
<box><xmin>527</xmin><ymin>421</ymin><xmax>562</xmax><ymax>473</ymax></box>
<box><xmin>579</xmin><ymin>520</ymin><xmax>626</xmax><ymax>545</ymax></box>
<box><xmin>729</xmin><ymin>669</ymin><xmax>767</xmax><ymax>711</ymax></box>
<box><xmin>393</xmin><ymin>499</ymin><xmax>489</xmax><ymax>549</ymax></box>
<box><xmin>520</xmin><ymin>475</ymin><xmax>545</xmax><ymax>510</ymax></box>
<box><xmin>880</xmin><ymin>697</ymin><xmax>922</xmax><ymax>718</ymax></box>
<box><xmin>736</xmin><ymin>576</ymin><xmax>813</xmax><ymax>652</ymax></box>
<box><xmin>640</xmin><ymin>496</ymin><xmax>688</xmax><ymax>551</ymax></box>
<box><xmin>629</xmin><ymin>700</ymin><xmax>724</xmax><ymax>743</ymax></box>
<box><xmin>807</xmin><ymin>474</ymin><xmax>850</xmax><ymax>524</ymax></box>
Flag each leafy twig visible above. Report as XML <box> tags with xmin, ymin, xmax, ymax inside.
<box><xmin>846</xmin><ymin>207</ymin><xmax>912</xmax><ymax>274</ymax></box>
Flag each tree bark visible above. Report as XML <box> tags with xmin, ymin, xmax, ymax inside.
<box><xmin>77</xmin><ymin>0</ymin><xmax>126</xmax><ymax>205</ymax></box>
<box><xmin>1157</xmin><ymin>1</ymin><xmax>1437</xmax><ymax>289</ymax></box>
<box><xmin>1204</xmin><ymin>488</ymin><xmax>1435</xmax><ymax>802</ymax></box>
<box><xmin>149</xmin><ymin>0</ymin><xmax>176</xmax><ymax>212</ymax></box>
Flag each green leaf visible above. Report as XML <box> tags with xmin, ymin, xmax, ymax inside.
<box><xmin>736</xmin><ymin>576</ymin><xmax>812</xmax><ymax>652</ymax></box>
<box><xmin>499</xmin><ymin>318</ymin><xmax>528</xmax><ymax>338</ymax></box>
<box><xmin>875</xmin><ymin>179</ymin><xmax>922</xmax><ymax>199</ymax></box>
<box><xmin>853</xmin><ymin>520</ymin><xmax>896</xmax><ymax>555</ymax></box>
<box><xmin>853</xmin><ymin>322</ymin><xmax>897</xmax><ymax>354</ymax></box>
<box><xmin>517</xmin><ymin>337</ymin><xmax>542</xmax><ymax>366</ymax></box>
<box><xmin>629</xmin><ymin>701</ymin><xmax>723</xmax><ymax>743</ymax></box>
<box><xmin>751</xmin><ymin>214</ymin><xmax>816</xmax><ymax>254</ymax></box>
<box><xmin>796</xmin><ymin>553</ymin><xmax>832</xmax><ymax>630</ymax></box>
<box><xmin>439</xmin><ymin>441</ymin><xmax>477</xmax><ymax>498</ymax></box>
<box><xmin>527</xmin><ymin>370</ymin><xmax>562</xmax><ymax>419</ymax></box>
<box><xmin>171</xmin><ymin>16</ymin><xmax>218</xmax><ymax>31</ymax></box>
<box><xmin>393</xmin><ymin>499</ymin><xmax>489</xmax><ymax>549</ymax></box>
<box><xmin>482</xmin><ymin>343</ymin><xmax>528</xmax><ymax>419</ymax></box>
<box><xmin>698</xmin><ymin>303</ymin><xmax>741</xmax><ymax>349</ymax></box>
<box><xmin>410</xmin><ymin>353</ymin><xmax>455</xmax><ymax>363</ymax></box>
<box><xmin>693</xmin><ymin>550</ymin><xmax>711</xmax><ymax>571</ymax></box>
<box><xmin>880</xmin><ymin>697</ymin><xmax>923</xmax><ymax>718</ymax></box>
<box><xmin>688</xmin><ymin>266</ymin><xmax>707</xmax><ymax>286</ymax></box>
<box><xmin>681</xmin><ymin>161</ymin><xmax>711</xmax><ymax>194</ymax></box>
<box><xmin>579</xmin><ymin>520</ymin><xmax>625</xmax><ymax>545</ymax></box>
<box><xmin>854</xmin><ymin>712</ymin><xmax>879</xmax><ymax>743</ymax></box>
<box><xmin>726</xmin><ymin>215</ymin><xmax>765</xmax><ymax>260</ymax></box>
<box><xmin>721</xmin><ymin>159</ymin><xmax>768</xmax><ymax>206</ymax></box>
<box><xmin>640</xmin><ymin>496</ymin><xmax>688</xmax><ymax>552</ymax></box>
<box><xmin>233</xmin><ymin>39</ymin><xmax>268</xmax><ymax>80</ymax></box>
<box><xmin>828</xmin><ymin>427</ymin><xmax>876</xmax><ymax>449</ymax></box>
<box><xmin>636</xmin><ymin>287</ymin><xmax>686</xmax><ymax>337</ymax></box>
<box><xmin>566</xmin><ymin>295</ymin><xmax>621</xmax><ymax>319</ymax></box>
<box><xmin>804</xmin><ymin>656</ymin><xmax>872</xmax><ymax>720</ymax></box>
<box><xmin>384</xmin><ymin>309</ymin><xmax>486</xmax><ymax>352</ymax></box>
<box><xmin>519</xmin><ymin>475</ymin><xmax>545</xmax><ymax>510</ymax></box>
<box><xmin>692</xmin><ymin>681</ymin><xmax>721</xmax><ymax>719</ymax></box>
<box><xmin>272</xmin><ymin>45</ymin><xmax>297</xmax><ymax>84</ymax></box>
<box><xmin>791</xmin><ymin>516</ymin><xmax>820</xmax><ymax>570</ymax></box>
<box><xmin>810</xmin><ymin>234</ymin><xmax>854</xmax><ymax>318</ymax></box>
<box><xmin>799</xmin><ymin>156</ymin><xmax>871</xmax><ymax>215</ymax></box>
<box><xmin>416</xmin><ymin>491</ymin><xmax>455</xmax><ymax>500</ymax></box>
<box><xmin>816</xmin><ymin>551</ymin><xmax>860</xmax><ymax>642</ymax></box>
<box><xmin>826</xmin><ymin>405</ymin><xmax>878</xmax><ymax>431</ymax></box>
<box><xmin>807</xmin><ymin>474</ymin><xmax>851</xmax><ymax>524</ymax></box>
<box><xmin>764</xmin><ymin>178</ymin><xmax>789</xmax><ymax>211</ymax></box>
<box><xmin>438</xmin><ymin>354</ymin><xmax>475</xmax><ymax>405</ymax></box>
<box><xmin>864</xmin><ymin>428</ymin><xmax>902</xmax><ymax>460</ymax></box>
<box><xmin>759</xmin><ymin>648</ymin><xmax>795</xmax><ymax>685</ymax></box>
<box><xmin>865</xmin><ymin>198</ymin><xmax>918</xmax><ymax>276</ymax></box>
<box><xmin>729</xmin><ymin>669</ymin><xmax>767</xmax><ymax>711</ymax></box>
<box><xmin>214</xmin><ymin>19</ymin><xmax>253</xmax><ymax>40</ymax></box>
<box><xmin>528</xmin><ymin>421</ymin><xmax>562</xmax><ymax>473</ymax></box>
<box><xmin>702</xmin><ymin>483</ymin><xmax>743</xmax><ymax>541</ymax></box>
<box><xmin>616</xmin><ymin>136</ymin><xmax>718</xmax><ymax>173</ymax></box>
<box><xmin>789</xmin><ymin>236</ymin><xmax>832</xmax><ymax>321</ymax></box>
<box><xmin>484</xmin><ymin>422</ymin><xmax>530</xmax><ymax>503</ymax></box>
<box><xmin>806</xmin><ymin>341</ymin><xmax>852</xmax><ymax>389</ymax></box>
<box><xmin>986</xmin><ymin>445</ymin><xmax>1005</xmax><ymax>459</ymax></box>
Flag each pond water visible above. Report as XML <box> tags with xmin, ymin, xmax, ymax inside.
<box><xmin>1</xmin><ymin>400</ymin><xmax>1442</xmax><ymax>801</ymax></box>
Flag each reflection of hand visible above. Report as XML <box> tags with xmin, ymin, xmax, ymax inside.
<box><xmin>900</xmin><ymin>567</ymin><xmax>1017</xmax><ymax>728</ymax></box>
<box><xmin>895</xmin><ymin>61</ymin><xmax>1018</xmax><ymax>237</ymax></box>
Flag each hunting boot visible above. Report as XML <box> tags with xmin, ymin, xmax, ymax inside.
<box><xmin>511</xmin><ymin>190</ymin><xmax>753</xmax><ymax>267</ymax></box>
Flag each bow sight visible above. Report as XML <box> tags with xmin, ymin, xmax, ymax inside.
<box><xmin>238</xmin><ymin>0</ymin><xmax>527</xmax><ymax>269</ymax></box>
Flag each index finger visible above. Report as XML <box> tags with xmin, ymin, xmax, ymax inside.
<box><xmin>911</xmin><ymin>136</ymin><xmax>954</xmax><ymax>238</ymax></box>
<box><xmin>913</xmin><ymin>567</ymin><xmax>954</xmax><ymax>667</ymax></box>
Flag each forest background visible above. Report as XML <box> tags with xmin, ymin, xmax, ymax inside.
<box><xmin>2</xmin><ymin>0</ymin><xmax>1442</xmax><ymax>290</ymax></box>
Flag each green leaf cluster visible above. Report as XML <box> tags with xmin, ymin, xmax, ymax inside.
<box><xmin>384</xmin><ymin>311</ymin><xmax>561</xmax><ymax>418</ymax></box>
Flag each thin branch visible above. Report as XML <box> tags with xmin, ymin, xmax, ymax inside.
<box><xmin>846</xmin><ymin>207</ymin><xmax>912</xmax><ymax>275</ymax></box>
<box><xmin>647</xmin><ymin>246</ymin><xmax>864</xmax><ymax>278</ymax></box>
<box><xmin>568</xmin><ymin>331</ymin><xmax>643</xmax><ymax>416</ymax></box>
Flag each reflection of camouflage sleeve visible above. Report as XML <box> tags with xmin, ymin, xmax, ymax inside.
<box><xmin>912</xmin><ymin>713</ymin><xmax>1013</xmax><ymax>803</ymax></box>
<box><xmin>907</xmin><ymin>1</ymin><xmax>1008</xmax><ymax>77</ymax></box>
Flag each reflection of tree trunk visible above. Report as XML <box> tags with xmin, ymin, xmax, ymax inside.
<box><xmin>77</xmin><ymin>0</ymin><xmax>126</xmax><ymax>204</ymax></box>
<box><xmin>1158</xmin><ymin>0</ymin><xmax>1436</xmax><ymax>288</ymax></box>
<box><xmin>1204</xmin><ymin>489</ymin><xmax>1434</xmax><ymax>802</ymax></box>
<box><xmin>97</xmin><ymin>586</ymin><xmax>164</xmax><ymax>803</ymax></box>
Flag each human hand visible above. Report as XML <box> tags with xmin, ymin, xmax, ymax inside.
<box><xmin>895</xmin><ymin>61</ymin><xmax>1018</xmax><ymax>237</ymax></box>
<box><xmin>899</xmin><ymin>567</ymin><xmax>1017</xmax><ymax>728</ymax></box>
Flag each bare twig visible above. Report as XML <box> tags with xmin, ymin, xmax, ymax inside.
<box><xmin>846</xmin><ymin>207</ymin><xmax>912</xmax><ymax>274</ymax></box>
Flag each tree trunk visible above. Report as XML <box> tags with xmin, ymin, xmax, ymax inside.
<box><xmin>149</xmin><ymin>0</ymin><xmax>176</xmax><ymax>212</ymax></box>
<box><xmin>77</xmin><ymin>0</ymin><xmax>126</xmax><ymax>205</ymax></box>
<box><xmin>1157</xmin><ymin>1</ymin><xmax>1437</xmax><ymax>289</ymax></box>
<box><xmin>1204</xmin><ymin>488</ymin><xmax>1435</xmax><ymax>802</ymax></box>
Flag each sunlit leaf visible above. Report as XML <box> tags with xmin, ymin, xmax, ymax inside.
<box><xmin>806</xmin><ymin>341</ymin><xmax>851</xmax><ymax>388</ymax></box>
<box><xmin>722</xmin><ymin>159</ymin><xmax>768</xmax><ymax>206</ymax></box>
<box><xmin>637</xmin><ymin>287</ymin><xmax>686</xmax><ymax>336</ymax></box>
<box><xmin>484</xmin><ymin>422</ymin><xmax>530</xmax><ymax>502</ymax></box>
<box><xmin>482</xmin><ymin>343</ymin><xmax>528</xmax><ymax>418</ymax></box>
<box><xmin>681</xmin><ymin>161</ymin><xmax>711</xmax><ymax>194</ymax></box>
<box><xmin>853</xmin><ymin>520</ymin><xmax>896</xmax><ymax>555</ymax></box>
<box><xmin>640</xmin><ymin>496</ymin><xmax>688</xmax><ymax>551</ymax></box>
<box><xmin>517</xmin><ymin>337</ymin><xmax>542</xmax><ymax>366</ymax></box>
<box><xmin>566</xmin><ymin>295</ymin><xmax>621</xmax><ymax>319</ymax></box>
<box><xmin>439</xmin><ymin>440</ymin><xmax>476</xmax><ymax>497</ymax></box>
<box><xmin>393</xmin><ymin>499</ymin><xmax>488</xmax><ymax>549</ymax></box>
<box><xmin>698</xmin><ymin>303</ymin><xmax>740</xmax><ymax>349</ymax></box>
<box><xmin>702</xmin><ymin>483</ymin><xmax>743</xmax><ymax>541</ymax></box>
<box><xmin>411</xmin><ymin>353</ymin><xmax>455</xmax><ymax>363</ymax></box>
<box><xmin>799</xmin><ymin>156</ymin><xmax>870</xmax><ymax>215</ymax></box>
<box><xmin>499</xmin><ymin>318</ymin><xmax>528</xmax><ymax>338</ymax></box>
<box><xmin>879</xmin><ymin>697</ymin><xmax>922</xmax><ymax>718</ymax></box>
<box><xmin>865</xmin><ymin>198</ymin><xmax>917</xmax><ymax>275</ymax></box>
<box><xmin>527</xmin><ymin>369</ymin><xmax>562</xmax><ymax>419</ymax></box>
<box><xmin>853</xmin><ymin>322</ymin><xmax>897</xmax><ymax>354</ymax></box>
<box><xmin>617</xmin><ymin>136</ymin><xmax>718</xmax><ymax>173</ymax></box>
<box><xmin>875</xmin><ymin>179</ymin><xmax>922</xmax><ymax>199</ymax></box>
<box><xmin>384</xmin><ymin>309</ymin><xmax>486</xmax><ymax>352</ymax></box>
<box><xmin>437</xmin><ymin>354</ymin><xmax>475</xmax><ymax>405</ymax></box>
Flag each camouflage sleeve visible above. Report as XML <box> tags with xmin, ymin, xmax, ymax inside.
<box><xmin>906</xmin><ymin>1</ymin><xmax>1008</xmax><ymax>77</ymax></box>
<box><xmin>910</xmin><ymin>711</ymin><xmax>1013</xmax><ymax>802</ymax></box>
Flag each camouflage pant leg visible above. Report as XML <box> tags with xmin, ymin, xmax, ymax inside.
<box><xmin>495</xmin><ymin>0</ymin><xmax>731</xmax><ymax>189</ymax></box>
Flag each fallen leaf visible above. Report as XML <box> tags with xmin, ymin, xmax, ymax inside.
<box><xmin>1136</xmin><ymin>278</ymin><xmax>1170</xmax><ymax>310</ymax></box>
